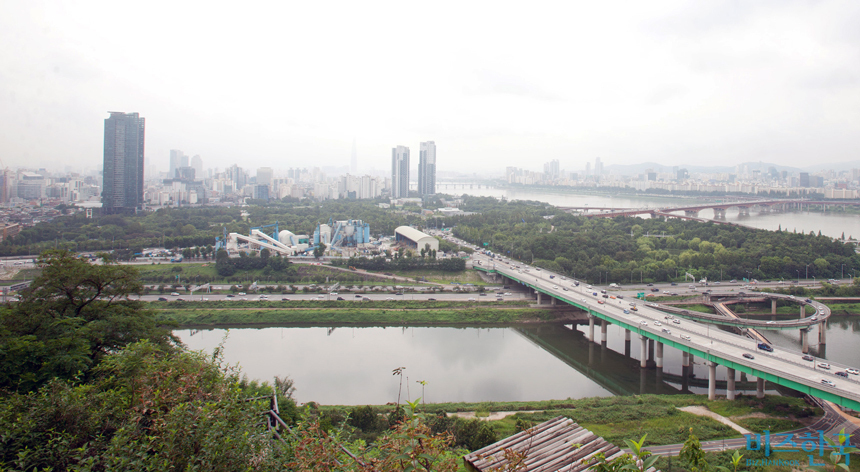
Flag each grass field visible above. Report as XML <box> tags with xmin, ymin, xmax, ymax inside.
<box><xmin>157</xmin><ymin>305</ymin><xmax>569</xmax><ymax>327</ymax></box>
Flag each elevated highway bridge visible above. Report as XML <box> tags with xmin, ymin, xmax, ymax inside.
<box><xmin>473</xmin><ymin>256</ymin><xmax>860</xmax><ymax>411</ymax></box>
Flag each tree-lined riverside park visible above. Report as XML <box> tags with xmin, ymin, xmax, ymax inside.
<box><xmin>2</xmin><ymin>198</ymin><xmax>860</xmax><ymax>470</ymax></box>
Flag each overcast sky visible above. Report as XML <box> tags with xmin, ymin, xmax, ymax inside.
<box><xmin>2</xmin><ymin>1</ymin><xmax>859</xmax><ymax>175</ymax></box>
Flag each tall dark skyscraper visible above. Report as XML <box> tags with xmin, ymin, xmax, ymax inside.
<box><xmin>391</xmin><ymin>145</ymin><xmax>410</xmax><ymax>199</ymax></box>
<box><xmin>103</xmin><ymin>112</ymin><xmax>145</xmax><ymax>213</ymax></box>
<box><xmin>418</xmin><ymin>141</ymin><xmax>436</xmax><ymax>196</ymax></box>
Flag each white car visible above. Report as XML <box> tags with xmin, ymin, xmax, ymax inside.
<box><xmin>818</xmin><ymin>363</ymin><xmax>831</xmax><ymax>370</ymax></box>
<box><xmin>654</xmin><ymin>321</ymin><xmax>662</xmax><ymax>326</ymax></box>
<box><xmin>847</xmin><ymin>368</ymin><xmax>859</xmax><ymax>375</ymax></box>
<box><xmin>640</xmin><ymin>320</ymin><xmax>648</xmax><ymax>326</ymax></box>
<box><xmin>680</xmin><ymin>334</ymin><xmax>691</xmax><ymax>341</ymax></box>
<box><xmin>170</xmin><ymin>292</ymin><xmax>180</xmax><ymax>296</ymax></box>
<box><xmin>468</xmin><ymin>298</ymin><xmax>476</xmax><ymax>301</ymax></box>
<box><xmin>238</xmin><ymin>292</ymin><xmax>246</xmax><ymax>296</ymax></box>
<box><xmin>504</xmin><ymin>292</ymin><xmax>512</xmax><ymax>296</ymax></box>
<box><xmin>553</xmin><ymin>285</ymin><xmax>559</xmax><ymax>289</ymax></box>
<box><xmin>821</xmin><ymin>379</ymin><xmax>836</xmax><ymax>387</ymax></box>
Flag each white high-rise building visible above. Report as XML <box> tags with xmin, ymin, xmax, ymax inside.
<box><xmin>391</xmin><ymin>145</ymin><xmax>409</xmax><ymax>198</ymax></box>
<box><xmin>418</xmin><ymin>141</ymin><xmax>436</xmax><ymax>196</ymax></box>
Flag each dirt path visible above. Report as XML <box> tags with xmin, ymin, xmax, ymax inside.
<box><xmin>678</xmin><ymin>406</ymin><xmax>752</xmax><ymax>435</ymax></box>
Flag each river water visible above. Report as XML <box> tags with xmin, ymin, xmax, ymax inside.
<box><xmin>176</xmin><ymin>186</ymin><xmax>860</xmax><ymax>404</ymax></box>
<box><xmin>176</xmin><ymin>318</ymin><xmax>860</xmax><ymax>405</ymax></box>
<box><xmin>442</xmin><ymin>184</ymin><xmax>860</xmax><ymax>240</ymax></box>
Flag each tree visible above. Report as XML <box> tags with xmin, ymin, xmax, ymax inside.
<box><xmin>313</xmin><ymin>242</ymin><xmax>326</xmax><ymax>259</ymax></box>
<box><xmin>0</xmin><ymin>250</ymin><xmax>171</xmax><ymax>393</ymax></box>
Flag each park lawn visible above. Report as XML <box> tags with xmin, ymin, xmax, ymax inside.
<box><xmin>664</xmin><ymin>395</ymin><xmax>819</xmax><ymax>420</ymax></box>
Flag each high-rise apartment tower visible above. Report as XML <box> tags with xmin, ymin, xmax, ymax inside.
<box><xmin>103</xmin><ymin>112</ymin><xmax>145</xmax><ymax>213</ymax></box>
<box><xmin>418</xmin><ymin>141</ymin><xmax>436</xmax><ymax>196</ymax></box>
<box><xmin>391</xmin><ymin>145</ymin><xmax>410</xmax><ymax>198</ymax></box>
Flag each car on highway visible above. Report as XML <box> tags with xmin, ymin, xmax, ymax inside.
<box><xmin>757</xmin><ymin>343</ymin><xmax>774</xmax><ymax>352</ymax></box>
<box><xmin>836</xmin><ymin>371</ymin><xmax>849</xmax><ymax>378</ymax></box>
<box><xmin>662</xmin><ymin>328</ymin><xmax>671</xmax><ymax>334</ymax></box>
<box><xmin>818</xmin><ymin>363</ymin><xmax>831</xmax><ymax>369</ymax></box>
<box><xmin>282</xmin><ymin>298</ymin><xmax>290</xmax><ymax>301</ymax></box>
<box><xmin>562</xmin><ymin>287</ymin><xmax>568</xmax><ymax>291</ymax></box>
<box><xmin>428</xmin><ymin>297</ymin><xmax>437</xmax><ymax>301</ymax></box>
<box><xmin>650</xmin><ymin>288</ymin><xmax>659</xmax><ymax>292</ymax></box>
<box><xmin>639</xmin><ymin>320</ymin><xmax>647</xmax><ymax>325</ymax></box>
<box><xmin>673</xmin><ymin>319</ymin><xmax>681</xmax><ymax>324</ymax></box>
<box><xmin>170</xmin><ymin>292</ymin><xmax>180</xmax><ymax>296</ymax></box>
<box><xmin>176</xmin><ymin>298</ymin><xmax>185</xmax><ymax>301</ymax></box>
<box><xmin>238</xmin><ymin>292</ymin><xmax>246</xmax><ymax>296</ymax></box>
<box><xmin>598</xmin><ymin>300</ymin><xmax>605</xmax><ymax>304</ymax></box>
<box><xmin>802</xmin><ymin>355</ymin><xmax>814</xmax><ymax>361</ymax></box>
<box><xmin>386</xmin><ymin>297</ymin><xmax>394</xmax><ymax>300</ymax></box>
<box><xmin>553</xmin><ymin>285</ymin><xmax>558</xmax><ymax>289</ymax></box>
<box><xmin>630</xmin><ymin>306</ymin><xmax>638</xmax><ymax>311</ymax></box>
<box><xmin>847</xmin><ymin>368</ymin><xmax>860</xmax><ymax>375</ymax></box>
<box><xmin>766</xmin><ymin>321</ymin><xmax>775</xmax><ymax>324</ymax></box>
<box><xmin>680</xmin><ymin>334</ymin><xmax>691</xmax><ymax>341</ymax></box>
<box><xmin>158</xmin><ymin>297</ymin><xmax>168</xmax><ymax>301</ymax></box>
<box><xmin>336</xmin><ymin>297</ymin><xmax>345</xmax><ymax>301</ymax></box>
<box><xmin>623</xmin><ymin>309</ymin><xmax>630</xmax><ymax>314</ymax></box>
<box><xmin>504</xmin><ymin>292</ymin><xmax>512</xmax><ymax>296</ymax></box>
<box><xmin>821</xmin><ymin>379</ymin><xmax>836</xmax><ymax>387</ymax></box>
<box><xmin>226</xmin><ymin>294</ymin><xmax>235</xmax><ymax>298</ymax></box>
<box><xmin>743</xmin><ymin>353</ymin><xmax>755</xmax><ymax>360</ymax></box>
<box><xmin>468</xmin><ymin>298</ymin><xmax>476</xmax><ymax>301</ymax></box>
<box><xmin>654</xmin><ymin>321</ymin><xmax>662</xmax><ymax>326</ymax></box>
<box><xmin>663</xmin><ymin>290</ymin><xmax>670</xmax><ymax>294</ymax></box>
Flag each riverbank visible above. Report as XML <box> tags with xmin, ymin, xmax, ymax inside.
<box><xmin>315</xmin><ymin>394</ymin><xmax>817</xmax><ymax>448</ymax></box>
<box><xmin>158</xmin><ymin>304</ymin><xmax>581</xmax><ymax>328</ymax></box>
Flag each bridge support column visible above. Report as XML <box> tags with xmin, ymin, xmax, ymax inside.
<box><xmin>537</xmin><ymin>292</ymin><xmax>542</xmax><ymax>304</ymax></box>
<box><xmin>624</xmin><ymin>329</ymin><xmax>631</xmax><ymax>356</ymax></box>
<box><xmin>588</xmin><ymin>315</ymin><xmax>595</xmax><ymax>342</ymax></box>
<box><xmin>772</xmin><ymin>299</ymin><xmax>777</xmax><ymax>314</ymax></box>
<box><xmin>756</xmin><ymin>377</ymin><xmax>765</xmax><ymax>399</ymax></box>
<box><xmin>800</xmin><ymin>304</ymin><xmax>805</xmax><ymax>319</ymax></box>
<box><xmin>819</xmin><ymin>322</ymin><xmax>827</xmax><ymax>345</ymax></box>
<box><xmin>655</xmin><ymin>342</ymin><xmax>663</xmax><ymax>369</ymax></box>
<box><xmin>600</xmin><ymin>320</ymin><xmax>608</xmax><ymax>344</ymax></box>
<box><xmin>708</xmin><ymin>362</ymin><xmax>717</xmax><ymax>401</ymax></box>
<box><xmin>639</xmin><ymin>335</ymin><xmax>647</xmax><ymax>368</ymax></box>
<box><xmin>682</xmin><ymin>351</ymin><xmax>690</xmax><ymax>367</ymax></box>
<box><xmin>727</xmin><ymin>368</ymin><xmax>736</xmax><ymax>400</ymax></box>
<box><xmin>551</xmin><ymin>296</ymin><xmax>557</xmax><ymax>306</ymax></box>
<box><xmin>801</xmin><ymin>328</ymin><xmax>809</xmax><ymax>353</ymax></box>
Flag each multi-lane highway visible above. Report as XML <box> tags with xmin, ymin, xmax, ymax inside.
<box><xmin>451</xmin><ymin>236</ymin><xmax>860</xmax><ymax>410</ymax></box>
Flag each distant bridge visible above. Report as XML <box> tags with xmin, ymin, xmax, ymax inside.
<box><xmin>560</xmin><ymin>199</ymin><xmax>860</xmax><ymax>220</ymax></box>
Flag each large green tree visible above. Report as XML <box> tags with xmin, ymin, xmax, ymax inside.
<box><xmin>0</xmin><ymin>250</ymin><xmax>171</xmax><ymax>393</ymax></box>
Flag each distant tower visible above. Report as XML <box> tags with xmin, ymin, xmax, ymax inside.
<box><xmin>350</xmin><ymin>139</ymin><xmax>357</xmax><ymax>174</ymax></box>
<box><xmin>594</xmin><ymin>157</ymin><xmax>603</xmax><ymax>176</ymax></box>
<box><xmin>169</xmin><ymin>149</ymin><xmax>185</xmax><ymax>179</ymax></box>
<box><xmin>103</xmin><ymin>112</ymin><xmax>145</xmax><ymax>213</ymax></box>
<box><xmin>391</xmin><ymin>145</ymin><xmax>409</xmax><ymax>198</ymax></box>
<box><xmin>418</xmin><ymin>141</ymin><xmax>436</xmax><ymax>196</ymax></box>
<box><xmin>191</xmin><ymin>155</ymin><xmax>203</xmax><ymax>177</ymax></box>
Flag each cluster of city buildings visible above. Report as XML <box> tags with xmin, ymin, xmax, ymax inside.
<box><xmin>94</xmin><ymin>112</ymin><xmax>441</xmax><ymax>212</ymax></box>
<box><xmin>507</xmin><ymin>157</ymin><xmax>860</xmax><ymax>198</ymax></box>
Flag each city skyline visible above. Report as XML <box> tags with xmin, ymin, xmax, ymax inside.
<box><xmin>2</xmin><ymin>2</ymin><xmax>859</xmax><ymax>173</ymax></box>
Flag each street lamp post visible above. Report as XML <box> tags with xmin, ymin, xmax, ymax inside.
<box><xmin>805</xmin><ymin>263</ymin><xmax>811</xmax><ymax>281</ymax></box>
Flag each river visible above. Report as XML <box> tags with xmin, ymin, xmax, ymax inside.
<box><xmin>176</xmin><ymin>317</ymin><xmax>860</xmax><ymax>405</ymax></box>
<box><xmin>441</xmin><ymin>184</ymin><xmax>860</xmax><ymax>241</ymax></box>
<box><xmin>177</xmin><ymin>186</ymin><xmax>860</xmax><ymax>404</ymax></box>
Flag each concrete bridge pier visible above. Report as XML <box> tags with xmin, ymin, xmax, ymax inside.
<box><xmin>551</xmin><ymin>296</ymin><xmax>557</xmax><ymax>306</ymax></box>
<box><xmin>713</xmin><ymin>208</ymin><xmax>727</xmax><ymax>219</ymax></box>
<box><xmin>682</xmin><ymin>351</ymin><xmax>690</xmax><ymax>367</ymax></box>
<box><xmin>727</xmin><ymin>368</ymin><xmax>736</xmax><ymax>400</ymax></box>
<box><xmin>536</xmin><ymin>292</ymin><xmax>543</xmax><ymax>304</ymax></box>
<box><xmin>772</xmin><ymin>299</ymin><xmax>777</xmax><ymax>314</ymax></box>
<box><xmin>624</xmin><ymin>329</ymin><xmax>631</xmax><ymax>356</ymax></box>
<box><xmin>819</xmin><ymin>322</ymin><xmax>827</xmax><ymax>345</ymax></box>
<box><xmin>655</xmin><ymin>342</ymin><xmax>664</xmax><ymax>369</ymax></box>
<box><xmin>800</xmin><ymin>304</ymin><xmax>805</xmax><ymax>318</ymax></box>
<box><xmin>708</xmin><ymin>362</ymin><xmax>717</xmax><ymax>400</ymax></box>
<box><xmin>801</xmin><ymin>328</ymin><xmax>809</xmax><ymax>353</ymax></box>
<box><xmin>600</xmin><ymin>319</ymin><xmax>608</xmax><ymax>344</ymax></box>
<box><xmin>756</xmin><ymin>378</ymin><xmax>765</xmax><ymax>398</ymax></box>
<box><xmin>588</xmin><ymin>315</ymin><xmax>595</xmax><ymax>342</ymax></box>
<box><xmin>639</xmin><ymin>335</ymin><xmax>647</xmax><ymax>368</ymax></box>
<box><xmin>684</xmin><ymin>210</ymin><xmax>699</xmax><ymax>217</ymax></box>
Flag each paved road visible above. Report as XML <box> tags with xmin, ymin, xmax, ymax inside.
<box><xmin>445</xmin><ymin>235</ymin><xmax>860</xmax><ymax>408</ymax></box>
<box><xmin>139</xmin><ymin>292</ymin><xmax>527</xmax><ymax>302</ymax></box>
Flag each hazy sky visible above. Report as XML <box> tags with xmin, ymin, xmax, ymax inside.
<box><xmin>2</xmin><ymin>1</ymin><xmax>859</xmax><ymax>175</ymax></box>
